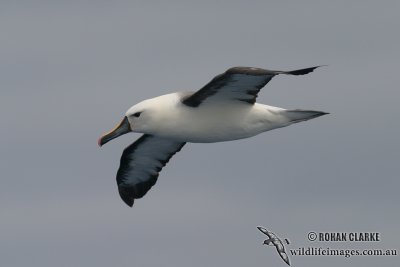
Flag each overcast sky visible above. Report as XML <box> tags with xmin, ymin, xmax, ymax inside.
<box><xmin>1</xmin><ymin>1</ymin><xmax>399</xmax><ymax>267</ymax></box>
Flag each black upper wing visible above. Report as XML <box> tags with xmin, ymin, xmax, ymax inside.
<box><xmin>182</xmin><ymin>66</ymin><xmax>320</xmax><ymax>107</ymax></box>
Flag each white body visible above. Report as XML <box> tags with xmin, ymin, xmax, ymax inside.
<box><xmin>126</xmin><ymin>93</ymin><xmax>295</xmax><ymax>143</ymax></box>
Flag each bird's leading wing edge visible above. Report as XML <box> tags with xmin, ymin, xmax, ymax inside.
<box><xmin>116</xmin><ymin>134</ymin><xmax>186</xmax><ymax>207</ymax></box>
<box><xmin>182</xmin><ymin>66</ymin><xmax>322</xmax><ymax>107</ymax></box>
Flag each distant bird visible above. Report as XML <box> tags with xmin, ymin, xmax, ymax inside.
<box><xmin>98</xmin><ymin>66</ymin><xmax>328</xmax><ymax>206</ymax></box>
<box><xmin>257</xmin><ymin>226</ymin><xmax>291</xmax><ymax>266</ymax></box>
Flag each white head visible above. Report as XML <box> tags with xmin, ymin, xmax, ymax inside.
<box><xmin>98</xmin><ymin>94</ymin><xmax>176</xmax><ymax>146</ymax></box>
<box><xmin>125</xmin><ymin>97</ymin><xmax>164</xmax><ymax>133</ymax></box>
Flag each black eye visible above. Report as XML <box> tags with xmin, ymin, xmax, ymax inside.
<box><xmin>132</xmin><ymin>112</ymin><xmax>141</xmax><ymax>118</ymax></box>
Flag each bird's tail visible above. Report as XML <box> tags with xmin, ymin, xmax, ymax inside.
<box><xmin>283</xmin><ymin>109</ymin><xmax>329</xmax><ymax>123</ymax></box>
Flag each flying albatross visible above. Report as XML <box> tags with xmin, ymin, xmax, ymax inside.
<box><xmin>257</xmin><ymin>226</ymin><xmax>291</xmax><ymax>266</ymax></box>
<box><xmin>98</xmin><ymin>66</ymin><xmax>328</xmax><ymax>206</ymax></box>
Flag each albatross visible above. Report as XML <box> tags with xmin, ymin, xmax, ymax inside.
<box><xmin>98</xmin><ymin>66</ymin><xmax>328</xmax><ymax>206</ymax></box>
<box><xmin>257</xmin><ymin>226</ymin><xmax>291</xmax><ymax>266</ymax></box>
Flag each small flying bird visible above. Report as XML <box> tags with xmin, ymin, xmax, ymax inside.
<box><xmin>257</xmin><ymin>226</ymin><xmax>291</xmax><ymax>266</ymax></box>
<box><xmin>98</xmin><ymin>66</ymin><xmax>328</xmax><ymax>207</ymax></box>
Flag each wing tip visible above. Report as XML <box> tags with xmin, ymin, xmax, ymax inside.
<box><xmin>227</xmin><ymin>65</ymin><xmax>327</xmax><ymax>76</ymax></box>
<box><xmin>286</xmin><ymin>65</ymin><xmax>327</xmax><ymax>75</ymax></box>
<box><xmin>118</xmin><ymin>186</ymin><xmax>135</xmax><ymax>207</ymax></box>
<box><xmin>124</xmin><ymin>199</ymin><xmax>134</xmax><ymax>207</ymax></box>
<box><xmin>257</xmin><ymin>226</ymin><xmax>267</xmax><ymax>233</ymax></box>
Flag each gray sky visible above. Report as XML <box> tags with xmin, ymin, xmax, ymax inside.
<box><xmin>1</xmin><ymin>1</ymin><xmax>399</xmax><ymax>266</ymax></box>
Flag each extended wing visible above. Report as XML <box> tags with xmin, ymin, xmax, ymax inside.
<box><xmin>257</xmin><ymin>226</ymin><xmax>278</xmax><ymax>239</ymax></box>
<box><xmin>277</xmin><ymin>249</ymin><xmax>291</xmax><ymax>266</ymax></box>
<box><xmin>116</xmin><ymin>134</ymin><xmax>186</xmax><ymax>206</ymax></box>
<box><xmin>182</xmin><ymin>66</ymin><xmax>320</xmax><ymax>107</ymax></box>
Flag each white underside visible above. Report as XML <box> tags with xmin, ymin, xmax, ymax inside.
<box><xmin>130</xmin><ymin>93</ymin><xmax>294</xmax><ymax>143</ymax></box>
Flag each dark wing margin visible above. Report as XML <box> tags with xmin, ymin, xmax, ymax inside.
<box><xmin>116</xmin><ymin>134</ymin><xmax>186</xmax><ymax>207</ymax></box>
<box><xmin>182</xmin><ymin>66</ymin><xmax>321</xmax><ymax>107</ymax></box>
<box><xmin>257</xmin><ymin>226</ymin><xmax>273</xmax><ymax>238</ymax></box>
